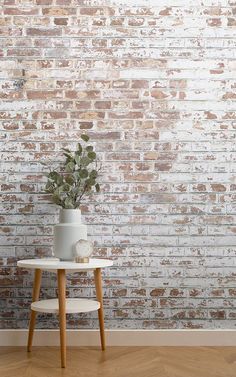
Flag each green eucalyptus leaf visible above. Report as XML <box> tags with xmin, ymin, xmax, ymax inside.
<box><xmin>86</xmin><ymin>178</ymin><xmax>96</xmax><ymax>186</ymax></box>
<box><xmin>74</xmin><ymin>153</ymin><xmax>80</xmax><ymax>165</ymax></box>
<box><xmin>81</xmin><ymin>134</ymin><xmax>89</xmax><ymax>142</ymax></box>
<box><xmin>86</xmin><ymin>145</ymin><xmax>93</xmax><ymax>152</ymax></box>
<box><xmin>56</xmin><ymin>175</ymin><xmax>63</xmax><ymax>185</ymax></box>
<box><xmin>95</xmin><ymin>183</ymin><xmax>100</xmax><ymax>192</ymax></box>
<box><xmin>80</xmin><ymin>157</ymin><xmax>91</xmax><ymax>166</ymax></box>
<box><xmin>65</xmin><ymin>161</ymin><xmax>75</xmax><ymax>172</ymax></box>
<box><xmin>80</xmin><ymin>169</ymin><xmax>89</xmax><ymax>179</ymax></box>
<box><xmin>85</xmin><ymin>186</ymin><xmax>91</xmax><ymax>192</ymax></box>
<box><xmin>88</xmin><ymin>151</ymin><xmax>96</xmax><ymax>160</ymax></box>
<box><xmin>52</xmin><ymin>194</ymin><xmax>62</xmax><ymax>205</ymax></box>
<box><xmin>46</xmin><ymin>181</ymin><xmax>53</xmax><ymax>190</ymax></box>
<box><xmin>73</xmin><ymin>171</ymin><xmax>81</xmax><ymax>180</ymax></box>
<box><xmin>90</xmin><ymin>170</ymin><xmax>97</xmax><ymax>179</ymax></box>
<box><xmin>62</xmin><ymin>148</ymin><xmax>71</xmax><ymax>154</ymax></box>
<box><xmin>77</xmin><ymin>143</ymin><xmax>82</xmax><ymax>154</ymax></box>
<box><xmin>65</xmin><ymin>175</ymin><xmax>74</xmax><ymax>185</ymax></box>
<box><xmin>64</xmin><ymin>197</ymin><xmax>74</xmax><ymax>209</ymax></box>
<box><xmin>63</xmin><ymin>152</ymin><xmax>73</xmax><ymax>160</ymax></box>
<box><xmin>61</xmin><ymin>183</ymin><xmax>70</xmax><ymax>192</ymax></box>
<box><xmin>45</xmin><ymin>183</ymin><xmax>55</xmax><ymax>193</ymax></box>
<box><xmin>54</xmin><ymin>186</ymin><xmax>63</xmax><ymax>195</ymax></box>
<box><xmin>48</xmin><ymin>171</ymin><xmax>59</xmax><ymax>181</ymax></box>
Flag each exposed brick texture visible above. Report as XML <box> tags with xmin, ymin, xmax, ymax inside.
<box><xmin>1</xmin><ymin>0</ymin><xmax>236</xmax><ymax>329</ymax></box>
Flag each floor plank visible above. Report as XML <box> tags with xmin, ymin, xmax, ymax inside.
<box><xmin>0</xmin><ymin>347</ymin><xmax>236</xmax><ymax>377</ymax></box>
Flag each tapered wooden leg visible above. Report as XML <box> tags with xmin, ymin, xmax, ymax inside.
<box><xmin>94</xmin><ymin>268</ymin><xmax>105</xmax><ymax>350</ymax></box>
<box><xmin>27</xmin><ymin>268</ymin><xmax>42</xmax><ymax>352</ymax></box>
<box><xmin>57</xmin><ymin>269</ymin><xmax>66</xmax><ymax>368</ymax></box>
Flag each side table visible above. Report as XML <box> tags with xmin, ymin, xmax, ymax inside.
<box><xmin>17</xmin><ymin>258</ymin><xmax>113</xmax><ymax>368</ymax></box>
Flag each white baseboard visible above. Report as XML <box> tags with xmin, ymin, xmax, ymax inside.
<box><xmin>1</xmin><ymin>329</ymin><xmax>236</xmax><ymax>346</ymax></box>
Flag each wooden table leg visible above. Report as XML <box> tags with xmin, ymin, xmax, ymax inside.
<box><xmin>57</xmin><ymin>269</ymin><xmax>66</xmax><ymax>368</ymax></box>
<box><xmin>94</xmin><ymin>268</ymin><xmax>105</xmax><ymax>350</ymax></box>
<box><xmin>27</xmin><ymin>268</ymin><xmax>42</xmax><ymax>352</ymax></box>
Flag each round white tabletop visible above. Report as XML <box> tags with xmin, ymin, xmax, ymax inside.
<box><xmin>17</xmin><ymin>258</ymin><xmax>113</xmax><ymax>271</ymax></box>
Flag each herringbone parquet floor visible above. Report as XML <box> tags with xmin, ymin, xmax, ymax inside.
<box><xmin>1</xmin><ymin>346</ymin><xmax>236</xmax><ymax>377</ymax></box>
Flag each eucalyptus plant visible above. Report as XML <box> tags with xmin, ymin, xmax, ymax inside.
<box><xmin>45</xmin><ymin>134</ymin><xmax>100</xmax><ymax>209</ymax></box>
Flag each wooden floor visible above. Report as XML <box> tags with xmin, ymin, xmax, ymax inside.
<box><xmin>1</xmin><ymin>347</ymin><xmax>236</xmax><ymax>377</ymax></box>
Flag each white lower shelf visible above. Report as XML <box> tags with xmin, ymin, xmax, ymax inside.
<box><xmin>31</xmin><ymin>298</ymin><xmax>100</xmax><ymax>314</ymax></box>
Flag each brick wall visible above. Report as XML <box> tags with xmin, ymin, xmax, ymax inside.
<box><xmin>1</xmin><ymin>0</ymin><xmax>236</xmax><ymax>329</ymax></box>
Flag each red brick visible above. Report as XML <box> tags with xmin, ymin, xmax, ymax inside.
<box><xmin>4</xmin><ymin>7</ymin><xmax>39</xmax><ymax>15</ymax></box>
<box><xmin>26</xmin><ymin>28</ymin><xmax>61</xmax><ymax>36</ymax></box>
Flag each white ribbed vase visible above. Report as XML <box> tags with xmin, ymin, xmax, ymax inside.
<box><xmin>54</xmin><ymin>209</ymin><xmax>87</xmax><ymax>261</ymax></box>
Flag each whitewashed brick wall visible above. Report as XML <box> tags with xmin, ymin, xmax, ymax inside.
<box><xmin>1</xmin><ymin>0</ymin><xmax>236</xmax><ymax>329</ymax></box>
